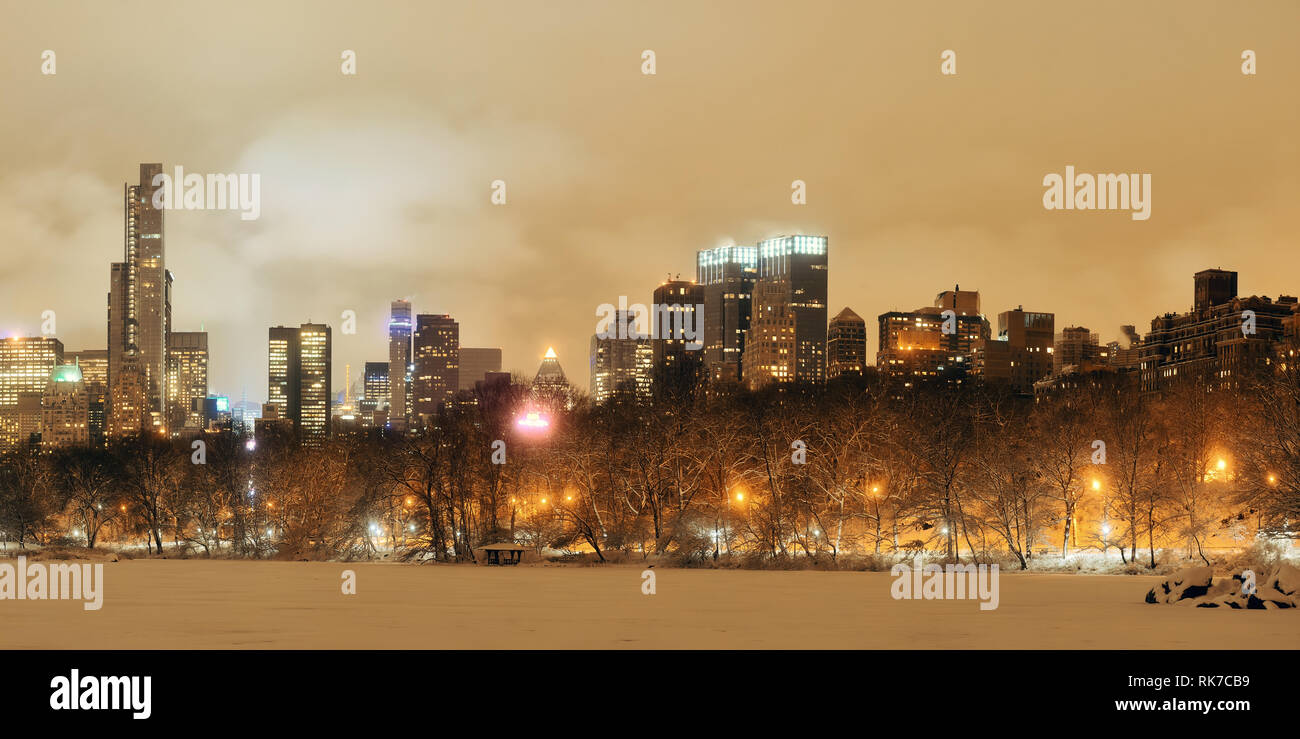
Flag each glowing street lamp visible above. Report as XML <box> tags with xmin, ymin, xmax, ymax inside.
<box><xmin>515</xmin><ymin>411</ymin><xmax>551</xmax><ymax>431</ymax></box>
<box><xmin>1091</xmin><ymin>479</ymin><xmax>1101</xmax><ymax>491</ymax></box>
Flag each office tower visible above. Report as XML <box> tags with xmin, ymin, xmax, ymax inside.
<box><xmin>746</xmin><ymin>235</ymin><xmax>828</xmax><ymax>384</ymax></box>
<box><xmin>742</xmin><ymin>278</ymin><xmax>797</xmax><ymax>389</ymax></box>
<box><xmin>827</xmin><ymin>307</ymin><xmax>867</xmax><ymax>379</ymax></box>
<box><xmin>458</xmin><ymin>348</ymin><xmax>502</xmax><ymax>391</ymax></box>
<box><xmin>267</xmin><ymin>326</ymin><xmax>300</xmax><ymax>420</ymax></box>
<box><xmin>41</xmin><ymin>364</ymin><xmax>90</xmax><ymax>450</ymax></box>
<box><xmin>267</xmin><ymin>323</ymin><xmax>331</xmax><ymax>442</ymax></box>
<box><xmin>112</xmin><ymin>163</ymin><xmax>170</xmax><ymax>432</ymax></box>
<box><xmin>166</xmin><ymin>331</ymin><xmax>208</xmax><ymax>431</ymax></box>
<box><xmin>531</xmin><ymin>347</ymin><xmax>571</xmax><ymax>407</ymax></box>
<box><xmin>0</xmin><ymin>337</ymin><xmax>64</xmax><ymax>449</ymax></box>
<box><xmin>388</xmin><ymin>300</ymin><xmax>413</xmax><ymax>430</ymax></box>
<box><xmin>697</xmin><ymin>245</ymin><xmax>757</xmax><ymax>383</ymax></box>
<box><xmin>66</xmin><ymin>349</ymin><xmax>108</xmax><ymax>443</ymax></box>
<box><xmin>297</xmin><ymin>324</ymin><xmax>332</xmax><ymax>442</ymax></box>
<box><xmin>972</xmin><ymin>307</ymin><xmax>1055</xmax><ymax>393</ymax></box>
<box><xmin>361</xmin><ymin>361</ymin><xmax>389</xmax><ymax>425</ymax></box>
<box><xmin>590</xmin><ymin>310</ymin><xmax>653</xmax><ymax>404</ymax></box>
<box><xmin>652</xmin><ymin>279</ymin><xmax>705</xmax><ymax>393</ymax></box>
<box><xmin>1139</xmin><ymin>270</ymin><xmax>1296</xmax><ymax>393</ymax></box>
<box><xmin>412</xmin><ymin>314</ymin><xmax>459</xmax><ymax>419</ymax></box>
<box><xmin>877</xmin><ymin>286</ymin><xmax>990</xmax><ymax>385</ymax></box>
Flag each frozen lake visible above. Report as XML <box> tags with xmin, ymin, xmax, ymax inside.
<box><xmin>1</xmin><ymin>560</ymin><xmax>1295</xmax><ymax>649</ymax></box>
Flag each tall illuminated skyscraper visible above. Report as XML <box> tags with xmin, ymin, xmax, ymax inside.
<box><xmin>742</xmin><ymin>235</ymin><xmax>828</xmax><ymax>387</ymax></box>
<box><xmin>297</xmin><ymin>324</ymin><xmax>332</xmax><ymax>442</ymax></box>
<box><xmin>412</xmin><ymin>314</ymin><xmax>459</xmax><ymax>419</ymax></box>
<box><xmin>697</xmin><ymin>245</ymin><xmax>757</xmax><ymax>383</ymax></box>
<box><xmin>388</xmin><ymin>299</ymin><xmax>412</xmax><ymax>430</ymax></box>
<box><xmin>110</xmin><ymin>163</ymin><xmax>170</xmax><ymax>432</ymax></box>
<box><xmin>754</xmin><ymin>235</ymin><xmax>821</xmax><ymax>387</ymax></box>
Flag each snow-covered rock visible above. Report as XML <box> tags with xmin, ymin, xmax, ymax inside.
<box><xmin>1145</xmin><ymin>566</ymin><xmax>1213</xmax><ymax>604</ymax></box>
<box><xmin>1148</xmin><ymin>563</ymin><xmax>1299</xmax><ymax>609</ymax></box>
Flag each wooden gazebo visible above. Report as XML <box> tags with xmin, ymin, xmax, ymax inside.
<box><xmin>474</xmin><ymin>542</ymin><xmax>527</xmax><ymax>566</ymax></box>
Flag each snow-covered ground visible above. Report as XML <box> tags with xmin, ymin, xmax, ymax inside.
<box><xmin>1</xmin><ymin>560</ymin><xmax>1295</xmax><ymax>649</ymax></box>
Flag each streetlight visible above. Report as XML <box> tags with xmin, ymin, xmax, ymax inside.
<box><xmin>1091</xmin><ymin>479</ymin><xmax>1101</xmax><ymax>491</ymax></box>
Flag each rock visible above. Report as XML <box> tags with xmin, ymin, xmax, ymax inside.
<box><xmin>1145</xmin><ymin>566</ymin><xmax>1213</xmax><ymax>604</ymax></box>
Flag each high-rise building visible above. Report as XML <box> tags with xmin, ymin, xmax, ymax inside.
<box><xmin>745</xmin><ymin>235</ymin><xmax>828</xmax><ymax>385</ymax></box>
<box><xmin>361</xmin><ymin>361</ymin><xmax>390</xmax><ymax>424</ymax></box>
<box><xmin>66</xmin><ymin>349</ymin><xmax>108</xmax><ymax>443</ymax></box>
<box><xmin>111</xmin><ymin>163</ymin><xmax>170</xmax><ymax>432</ymax></box>
<box><xmin>742</xmin><ymin>278</ymin><xmax>797</xmax><ymax>389</ymax></box>
<box><xmin>697</xmin><ymin>245</ymin><xmax>757</xmax><ymax>383</ymax></box>
<box><xmin>458</xmin><ymin>348</ymin><xmax>502</xmax><ymax>391</ymax></box>
<box><xmin>388</xmin><ymin>300</ymin><xmax>412</xmax><ymax>430</ymax></box>
<box><xmin>297</xmin><ymin>324</ymin><xmax>332</xmax><ymax>442</ymax></box>
<box><xmin>267</xmin><ymin>326</ymin><xmax>300</xmax><ymax>421</ymax></box>
<box><xmin>877</xmin><ymin>286</ymin><xmax>990</xmax><ymax>385</ymax></box>
<box><xmin>41</xmin><ymin>364</ymin><xmax>90</xmax><ymax>450</ymax></box>
<box><xmin>531</xmin><ymin>347</ymin><xmax>571</xmax><ymax>408</ymax></box>
<box><xmin>166</xmin><ymin>331</ymin><xmax>208</xmax><ymax>431</ymax></box>
<box><xmin>972</xmin><ymin>307</ymin><xmax>1055</xmax><ymax>393</ymax></box>
<box><xmin>590</xmin><ymin>310</ymin><xmax>653</xmax><ymax>403</ymax></box>
<box><xmin>1139</xmin><ymin>270</ymin><xmax>1296</xmax><ymax>392</ymax></box>
<box><xmin>0</xmin><ymin>336</ymin><xmax>64</xmax><ymax>449</ymax></box>
<box><xmin>827</xmin><ymin>307</ymin><xmax>867</xmax><ymax>379</ymax></box>
<box><xmin>267</xmin><ymin>323</ymin><xmax>332</xmax><ymax>442</ymax></box>
<box><xmin>652</xmin><ymin>279</ymin><xmax>705</xmax><ymax>393</ymax></box>
<box><xmin>412</xmin><ymin>314</ymin><xmax>459</xmax><ymax>419</ymax></box>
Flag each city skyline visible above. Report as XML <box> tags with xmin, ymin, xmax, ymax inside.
<box><xmin>1</xmin><ymin>0</ymin><xmax>1297</xmax><ymax>400</ymax></box>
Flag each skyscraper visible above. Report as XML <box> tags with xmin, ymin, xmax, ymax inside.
<box><xmin>41</xmin><ymin>364</ymin><xmax>89</xmax><ymax>450</ymax></box>
<box><xmin>827</xmin><ymin>307</ymin><xmax>867</xmax><ymax>379</ymax></box>
<box><xmin>388</xmin><ymin>299</ymin><xmax>412</xmax><ymax>430</ymax></box>
<box><xmin>166</xmin><ymin>331</ymin><xmax>208</xmax><ymax>431</ymax></box>
<box><xmin>412</xmin><ymin>314</ymin><xmax>459</xmax><ymax>419</ymax></box>
<box><xmin>0</xmin><ymin>336</ymin><xmax>63</xmax><ymax>449</ymax></box>
<box><xmin>297</xmin><ymin>324</ymin><xmax>331</xmax><ymax>442</ymax></box>
<box><xmin>697</xmin><ymin>245</ymin><xmax>757</xmax><ymax>383</ymax></box>
<box><xmin>742</xmin><ymin>278</ymin><xmax>797</xmax><ymax>389</ymax></box>
<box><xmin>361</xmin><ymin>360</ymin><xmax>390</xmax><ymax>424</ymax></box>
<box><xmin>267</xmin><ymin>323</ymin><xmax>332</xmax><ymax>442</ymax></box>
<box><xmin>111</xmin><ymin>163</ymin><xmax>170</xmax><ymax>432</ymax></box>
<box><xmin>531</xmin><ymin>347</ymin><xmax>571</xmax><ymax>408</ymax></box>
<box><xmin>652</xmin><ymin>279</ymin><xmax>705</xmax><ymax>394</ymax></box>
<box><xmin>746</xmin><ymin>235</ymin><xmax>828</xmax><ymax>385</ymax></box>
<box><xmin>590</xmin><ymin>310</ymin><xmax>653</xmax><ymax>403</ymax></box>
<box><xmin>458</xmin><ymin>348</ymin><xmax>503</xmax><ymax>391</ymax></box>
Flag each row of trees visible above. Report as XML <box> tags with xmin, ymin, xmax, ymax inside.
<box><xmin>1</xmin><ymin>365</ymin><xmax>1296</xmax><ymax>568</ymax></box>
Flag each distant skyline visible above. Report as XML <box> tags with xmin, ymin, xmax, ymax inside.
<box><xmin>1</xmin><ymin>0</ymin><xmax>1297</xmax><ymax>399</ymax></box>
